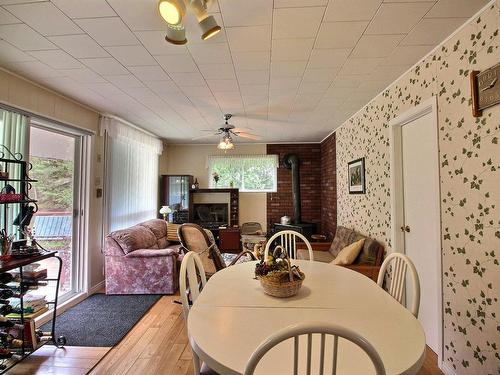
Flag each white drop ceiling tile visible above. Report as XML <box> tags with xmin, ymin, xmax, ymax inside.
<box><xmin>232</xmin><ymin>51</ymin><xmax>270</xmax><ymax>71</ymax></box>
<box><xmin>239</xmin><ymin>85</ymin><xmax>269</xmax><ymax>97</ymax></box>
<box><xmin>401</xmin><ymin>18</ymin><xmax>467</xmax><ymax>45</ymax></box>
<box><xmin>199</xmin><ymin>64</ymin><xmax>236</xmax><ymax>80</ymax></box>
<box><xmin>206</xmin><ymin>79</ymin><xmax>239</xmax><ymax>92</ymax></box>
<box><xmin>274</xmin><ymin>0</ymin><xmax>327</xmax><ymax>7</ymax></box>
<box><xmin>0</xmin><ymin>40</ymin><xmax>36</xmax><ymax>62</ymax></box>
<box><xmin>188</xmin><ymin>43</ymin><xmax>232</xmax><ymax>64</ymax></box>
<box><xmin>104</xmin><ymin>74</ymin><xmax>145</xmax><ymax>89</ymax></box>
<box><xmin>384</xmin><ymin>45</ymin><xmax>434</xmax><ymax>66</ymax></box>
<box><xmin>365</xmin><ymin>3</ymin><xmax>435</xmax><ymax>35</ymax></box>
<box><xmin>5</xmin><ymin>2</ymin><xmax>81</xmax><ymax>36</ymax></box>
<box><xmin>426</xmin><ymin>0</ymin><xmax>488</xmax><ymax>18</ymax></box>
<box><xmin>156</xmin><ymin>54</ymin><xmax>198</xmax><ymax>73</ymax></box>
<box><xmin>169</xmin><ymin>72</ymin><xmax>206</xmax><ymax>86</ymax></box>
<box><xmin>315</xmin><ymin>22</ymin><xmax>368</xmax><ymax>49</ymax></box>
<box><xmin>270</xmin><ymin>61</ymin><xmax>307</xmax><ymax>77</ymax></box>
<box><xmin>236</xmin><ymin>70</ymin><xmax>269</xmax><ymax>85</ymax></box>
<box><xmin>219</xmin><ymin>0</ymin><xmax>273</xmax><ymax>27</ymax></box>
<box><xmin>270</xmin><ymin>77</ymin><xmax>301</xmax><ymax>91</ymax></box>
<box><xmin>80</xmin><ymin>57</ymin><xmax>129</xmax><ymax>76</ymax></box>
<box><xmin>350</xmin><ymin>34</ymin><xmax>404</xmax><ymax>58</ymax></box>
<box><xmin>75</xmin><ymin>18</ymin><xmax>138</xmax><ymax>47</ymax></box>
<box><xmin>324</xmin><ymin>86</ymin><xmax>358</xmax><ymax>100</ymax></box>
<box><xmin>29</xmin><ymin>50</ymin><xmax>83</xmax><ymax>69</ymax></box>
<box><xmin>369</xmin><ymin>64</ymin><xmax>409</xmax><ymax>82</ymax></box>
<box><xmin>271</xmin><ymin>38</ymin><xmax>314</xmax><ymax>61</ymax></box>
<box><xmin>105</xmin><ymin>45</ymin><xmax>156</xmax><ymax>67</ymax></box>
<box><xmin>226</xmin><ymin>25</ymin><xmax>271</xmax><ymax>52</ymax></box>
<box><xmin>331</xmin><ymin>75</ymin><xmax>369</xmax><ymax>88</ymax></box>
<box><xmin>298</xmin><ymin>82</ymin><xmax>330</xmax><ymax>94</ymax></box>
<box><xmin>129</xmin><ymin>65</ymin><xmax>171</xmax><ymax>82</ymax></box>
<box><xmin>325</xmin><ymin>0</ymin><xmax>382</xmax><ymax>22</ymax></box>
<box><xmin>84</xmin><ymin>83</ymin><xmax>124</xmax><ymax>97</ymax></box>
<box><xmin>243</xmin><ymin>96</ymin><xmax>268</xmax><ymax>107</ymax></box>
<box><xmin>338</xmin><ymin>57</ymin><xmax>384</xmax><ymax>75</ymax></box>
<box><xmin>135</xmin><ymin>31</ymin><xmax>188</xmax><ymax>56</ymax></box>
<box><xmin>0</xmin><ymin>24</ymin><xmax>56</xmax><ymax>51</ymax></box>
<box><xmin>308</xmin><ymin>48</ymin><xmax>351</xmax><ymax>69</ymax></box>
<box><xmin>145</xmin><ymin>80</ymin><xmax>181</xmax><ymax>96</ymax></box>
<box><xmin>48</xmin><ymin>35</ymin><xmax>109</xmax><ymax>59</ymax></box>
<box><xmin>107</xmin><ymin>0</ymin><xmax>166</xmax><ymax>31</ymax></box>
<box><xmin>302</xmin><ymin>68</ymin><xmax>339</xmax><ymax>83</ymax></box>
<box><xmin>273</xmin><ymin>7</ymin><xmax>325</xmax><ymax>39</ymax></box>
<box><xmin>180</xmin><ymin>85</ymin><xmax>212</xmax><ymax>98</ymax></box>
<box><xmin>7</xmin><ymin>60</ymin><xmax>62</xmax><ymax>78</ymax></box>
<box><xmin>51</xmin><ymin>0</ymin><xmax>116</xmax><ymax>18</ymax></box>
<box><xmin>59</xmin><ymin>68</ymin><xmax>106</xmax><ymax>84</ymax></box>
<box><xmin>0</xmin><ymin>7</ymin><xmax>18</xmax><ymax>24</ymax></box>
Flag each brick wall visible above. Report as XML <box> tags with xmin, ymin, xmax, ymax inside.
<box><xmin>266</xmin><ymin>138</ymin><xmax>337</xmax><ymax>239</ymax></box>
<box><xmin>266</xmin><ymin>144</ymin><xmax>322</xmax><ymax>232</ymax></box>
<box><xmin>320</xmin><ymin>133</ymin><xmax>337</xmax><ymax>240</ymax></box>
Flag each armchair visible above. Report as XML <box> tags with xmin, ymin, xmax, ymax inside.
<box><xmin>178</xmin><ymin>223</ymin><xmax>256</xmax><ymax>276</ymax></box>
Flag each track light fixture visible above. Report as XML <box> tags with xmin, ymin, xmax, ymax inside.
<box><xmin>158</xmin><ymin>0</ymin><xmax>221</xmax><ymax>45</ymax></box>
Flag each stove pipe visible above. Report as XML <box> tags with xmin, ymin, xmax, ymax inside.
<box><xmin>283</xmin><ymin>153</ymin><xmax>301</xmax><ymax>224</ymax></box>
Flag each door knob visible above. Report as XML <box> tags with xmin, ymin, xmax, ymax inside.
<box><xmin>400</xmin><ymin>225</ymin><xmax>410</xmax><ymax>233</ymax></box>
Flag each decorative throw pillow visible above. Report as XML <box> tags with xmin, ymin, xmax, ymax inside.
<box><xmin>166</xmin><ymin>223</ymin><xmax>180</xmax><ymax>242</ymax></box>
<box><xmin>332</xmin><ymin>238</ymin><xmax>365</xmax><ymax>266</ymax></box>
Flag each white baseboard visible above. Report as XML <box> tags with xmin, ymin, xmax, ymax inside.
<box><xmin>88</xmin><ymin>280</ymin><xmax>105</xmax><ymax>295</ymax></box>
<box><xmin>440</xmin><ymin>361</ymin><xmax>457</xmax><ymax>375</ymax></box>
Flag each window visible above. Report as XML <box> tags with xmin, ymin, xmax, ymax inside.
<box><xmin>207</xmin><ymin>155</ymin><xmax>278</xmax><ymax>192</ymax></box>
<box><xmin>101</xmin><ymin>117</ymin><xmax>163</xmax><ymax>232</ymax></box>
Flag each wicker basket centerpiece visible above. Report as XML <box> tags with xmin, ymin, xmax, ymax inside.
<box><xmin>254</xmin><ymin>246</ymin><xmax>305</xmax><ymax>298</ymax></box>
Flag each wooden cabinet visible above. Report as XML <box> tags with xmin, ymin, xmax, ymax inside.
<box><xmin>218</xmin><ymin>227</ymin><xmax>241</xmax><ymax>254</ymax></box>
<box><xmin>160</xmin><ymin>175</ymin><xmax>193</xmax><ymax>224</ymax></box>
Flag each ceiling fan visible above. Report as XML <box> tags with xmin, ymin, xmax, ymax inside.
<box><xmin>193</xmin><ymin>114</ymin><xmax>262</xmax><ymax>150</ymax></box>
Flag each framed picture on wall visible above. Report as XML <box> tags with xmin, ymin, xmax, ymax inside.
<box><xmin>348</xmin><ymin>158</ymin><xmax>366</xmax><ymax>194</ymax></box>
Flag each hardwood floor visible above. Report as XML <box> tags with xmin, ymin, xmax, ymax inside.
<box><xmin>13</xmin><ymin>295</ymin><xmax>443</xmax><ymax>374</ymax></box>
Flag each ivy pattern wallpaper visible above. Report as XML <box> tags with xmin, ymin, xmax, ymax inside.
<box><xmin>335</xmin><ymin>2</ymin><xmax>499</xmax><ymax>374</ymax></box>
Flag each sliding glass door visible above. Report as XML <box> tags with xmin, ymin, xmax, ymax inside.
<box><xmin>29</xmin><ymin>124</ymin><xmax>83</xmax><ymax>301</ymax></box>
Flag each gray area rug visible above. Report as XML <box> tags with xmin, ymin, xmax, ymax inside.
<box><xmin>40</xmin><ymin>293</ymin><xmax>162</xmax><ymax>347</ymax></box>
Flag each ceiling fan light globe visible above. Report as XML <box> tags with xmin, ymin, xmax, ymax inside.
<box><xmin>158</xmin><ymin>0</ymin><xmax>185</xmax><ymax>25</ymax></box>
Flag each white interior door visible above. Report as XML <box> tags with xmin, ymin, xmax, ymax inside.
<box><xmin>401</xmin><ymin>111</ymin><xmax>441</xmax><ymax>354</ymax></box>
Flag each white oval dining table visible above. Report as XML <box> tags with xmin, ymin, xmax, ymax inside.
<box><xmin>188</xmin><ymin>260</ymin><xmax>426</xmax><ymax>375</ymax></box>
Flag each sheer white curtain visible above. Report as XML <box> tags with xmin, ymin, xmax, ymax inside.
<box><xmin>0</xmin><ymin>108</ymin><xmax>29</xmax><ymax>238</ymax></box>
<box><xmin>100</xmin><ymin>117</ymin><xmax>163</xmax><ymax>233</ymax></box>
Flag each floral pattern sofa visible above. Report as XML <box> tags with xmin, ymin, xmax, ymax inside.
<box><xmin>104</xmin><ymin>219</ymin><xmax>181</xmax><ymax>294</ymax></box>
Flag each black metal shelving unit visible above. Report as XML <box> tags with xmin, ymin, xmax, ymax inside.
<box><xmin>0</xmin><ymin>145</ymin><xmax>66</xmax><ymax>373</ymax></box>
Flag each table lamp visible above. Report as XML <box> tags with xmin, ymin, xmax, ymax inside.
<box><xmin>159</xmin><ymin>206</ymin><xmax>172</xmax><ymax>221</ymax></box>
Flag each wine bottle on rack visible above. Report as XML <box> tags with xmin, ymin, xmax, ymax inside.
<box><xmin>0</xmin><ymin>289</ymin><xmax>14</xmax><ymax>299</ymax></box>
<box><xmin>0</xmin><ymin>332</ymin><xmax>23</xmax><ymax>348</ymax></box>
<box><xmin>0</xmin><ymin>304</ymin><xmax>12</xmax><ymax>315</ymax></box>
<box><xmin>0</xmin><ymin>273</ymin><xmax>13</xmax><ymax>284</ymax></box>
<box><xmin>0</xmin><ymin>316</ymin><xmax>14</xmax><ymax>328</ymax></box>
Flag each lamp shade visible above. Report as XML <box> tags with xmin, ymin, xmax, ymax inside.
<box><xmin>159</xmin><ymin>205</ymin><xmax>172</xmax><ymax>215</ymax></box>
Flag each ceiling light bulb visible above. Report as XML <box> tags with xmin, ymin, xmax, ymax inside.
<box><xmin>158</xmin><ymin>0</ymin><xmax>185</xmax><ymax>25</ymax></box>
<box><xmin>217</xmin><ymin>135</ymin><xmax>234</xmax><ymax>150</ymax></box>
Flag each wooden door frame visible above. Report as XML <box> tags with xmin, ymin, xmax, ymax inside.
<box><xmin>389</xmin><ymin>95</ymin><xmax>444</xmax><ymax>368</ymax></box>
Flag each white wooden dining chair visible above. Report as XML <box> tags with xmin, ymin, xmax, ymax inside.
<box><xmin>244</xmin><ymin>322</ymin><xmax>386</xmax><ymax>375</ymax></box>
<box><xmin>179</xmin><ymin>252</ymin><xmax>216</xmax><ymax>375</ymax></box>
<box><xmin>179</xmin><ymin>251</ymin><xmax>207</xmax><ymax>320</ymax></box>
<box><xmin>264</xmin><ymin>230</ymin><xmax>314</xmax><ymax>261</ymax></box>
<box><xmin>377</xmin><ymin>252</ymin><xmax>420</xmax><ymax>317</ymax></box>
